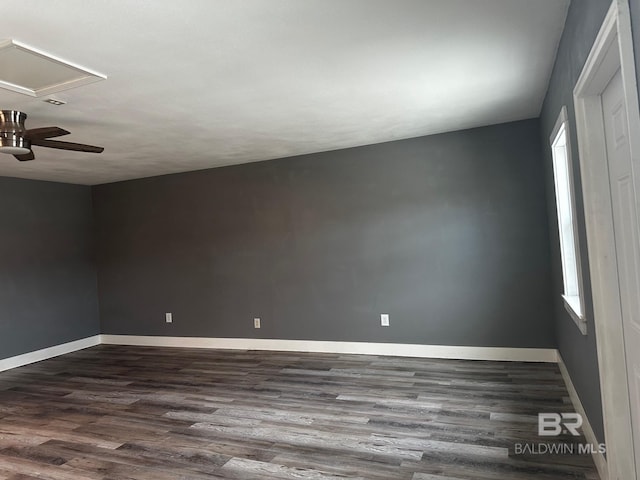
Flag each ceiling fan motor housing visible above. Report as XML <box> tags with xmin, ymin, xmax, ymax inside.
<box><xmin>0</xmin><ymin>110</ymin><xmax>31</xmax><ymax>154</ymax></box>
<box><xmin>0</xmin><ymin>110</ymin><xmax>27</xmax><ymax>132</ymax></box>
<box><xmin>0</xmin><ymin>109</ymin><xmax>104</xmax><ymax>159</ymax></box>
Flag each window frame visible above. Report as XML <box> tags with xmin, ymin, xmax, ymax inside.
<box><xmin>550</xmin><ymin>106</ymin><xmax>587</xmax><ymax>335</ymax></box>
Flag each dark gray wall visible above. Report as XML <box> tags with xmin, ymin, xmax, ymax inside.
<box><xmin>539</xmin><ymin>0</ymin><xmax>612</xmax><ymax>444</ymax></box>
<box><xmin>631</xmin><ymin>0</ymin><xmax>640</xmax><ymax>96</ymax></box>
<box><xmin>0</xmin><ymin>177</ymin><xmax>100</xmax><ymax>360</ymax></box>
<box><xmin>94</xmin><ymin>119</ymin><xmax>555</xmax><ymax>348</ymax></box>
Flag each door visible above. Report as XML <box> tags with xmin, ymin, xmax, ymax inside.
<box><xmin>602</xmin><ymin>67</ymin><xmax>640</xmax><ymax>465</ymax></box>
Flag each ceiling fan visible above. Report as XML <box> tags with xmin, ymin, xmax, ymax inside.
<box><xmin>0</xmin><ymin>110</ymin><xmax>104</xmax><ymax>161</ymax></box>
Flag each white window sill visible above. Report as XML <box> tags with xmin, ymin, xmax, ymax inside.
<box><xmin>562</xmin><ymin>294</ymin><xmax>587</xmax><ymax>335</ymax></box>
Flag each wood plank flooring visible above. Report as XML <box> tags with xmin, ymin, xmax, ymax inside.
<box><xmin>0</xmin><ymin>345</ymin><xmax>599</xmax><ymax>479</ymax></box>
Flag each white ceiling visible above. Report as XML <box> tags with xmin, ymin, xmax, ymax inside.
<box><xmin>0</xmin><ymin>0</ymin><xmax>569</xmax><ymax>185</ymax></box>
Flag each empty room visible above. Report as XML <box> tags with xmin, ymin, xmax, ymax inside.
<box><xmin>1</xmin><ymin>0</ymin><xmax>640</xmax><ymax>479</ymax></box>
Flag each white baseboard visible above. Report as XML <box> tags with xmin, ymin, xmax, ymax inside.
<box><xmin>0</xmin><ymin>335</ymin><xmax>558</xmax><ymax>376</ymax></box>
<box><xmin>557</xmin><ymin>354</ymin><xmax>608</xmax><ymax>480</ymax></box>
<box><xmin>0</xmin><ymin>335</ymin><xmax>101</xmax><ymax>373</ymax></box>
<box><xmin>99</xmin><ymin>335</ymin><xmax>558</xmax><ymax>363</ymax></box>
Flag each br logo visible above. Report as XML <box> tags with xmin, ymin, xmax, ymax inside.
<box><xmin>538</xmin><ymin>413</ymin><xmax>583</xmax><ymax>436</ymax></box>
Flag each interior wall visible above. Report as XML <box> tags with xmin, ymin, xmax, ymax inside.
<box><xmin>93</xmin><ymin>119</ymin><xmax>555</xmax><ymax>348</ymax></box>
<box><xmin>0</xmin><ymin>177</ymin><xmax>99</xmax><ymax>360</ymax></box>
<box><xmin>538</xmin><ymin>0</ymin><xmax>613</xmax><ymax>445</ymax></box>
<box><xmin>631</xmin><ymin>0</ymin><xmax>640</xmax><ymax>95</ymax></box>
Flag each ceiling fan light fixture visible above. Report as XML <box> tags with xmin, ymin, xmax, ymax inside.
<box><xmin>0</xmin><ymin>109</ymin><xmax>103</xmax><ymax>160</ymax></box>
<box><xmin>0</xmin><ymin>135</ymin><xmax>31</xmax><ymax>155</ymax></box>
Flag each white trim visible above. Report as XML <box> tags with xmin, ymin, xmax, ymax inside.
<box><xmin>99</xmin><ymin>335</ymin><xmax>558</xmax><ymax>363</ymax></box>
<box><xmin>0</xmin><ymin>335</ymin><xmax>559</xmax><ymax>375</ymax></box>
<box><xmin>558</xmin><ymin>355</ymin><xmax>608</xmax><ymax>480</ymax></box>
<box><xmin>0</xmin><ymin>335</ymin><xmax>101</xmax><ymax>373</ymax></box>
<box><xmin>550</xmin><ymin>105</ymin><xmax>588</xmax><ymax>335</ymax></box>
<box><xmin>562</xmin><ymin>295</ymin><xmax>588</xmax><ymax>335</ymax></box>
<box><xmin>573</xmin><ymin>1</ymin><xmax>639</xmax><ymax>478</ymax></box>
<box><xmin>550</xmin><ymin>104</ymin><xmax>569</xmax><ymax>144</ymax></box>
<box><xmin>0</xmin><ymin>39</ymin><xmax>106</xmax><ymax>97</ymax></box>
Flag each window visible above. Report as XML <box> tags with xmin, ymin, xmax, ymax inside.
<box><xmin>550</xmin><ymin>106</ymin><xmax>587</xmax><ymax>334</ymax></box>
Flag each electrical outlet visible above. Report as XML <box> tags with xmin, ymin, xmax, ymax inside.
<box><xmin>380</xmin><ymin>313</ymin><xmax>390</xmax><ymax>326</ymax></box>
<box><xmin>165</xmin><ymin>312</ymin><xmax>172</xmax><ymax>323</ymax></box>
<box><xmin>254</xmin><ymin>317</ymin><xmax>261</xmax><ymax>329</ymax></box>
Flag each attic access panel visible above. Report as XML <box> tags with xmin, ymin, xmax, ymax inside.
<box><xmin>0</xmin><ymin>39</ymin><xmax>106</xmax><ymax>97</ymax></box>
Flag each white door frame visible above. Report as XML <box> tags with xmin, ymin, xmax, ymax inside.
<box><xmin>573</xmin><ymin>1</ymin><xmax>640</xmax><ymax>479</ymax></box>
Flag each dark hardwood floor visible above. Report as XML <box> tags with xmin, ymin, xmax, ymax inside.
<box><xmin>0</xmin><ymin>345</ymin><xmax>598</xmax><ymax>479</ymax></box>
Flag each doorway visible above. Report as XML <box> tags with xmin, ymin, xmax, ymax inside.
<box><xmin>573</xmin><ymin>1</ymin><xmax>640</xmax><ymax>478</ymax></box>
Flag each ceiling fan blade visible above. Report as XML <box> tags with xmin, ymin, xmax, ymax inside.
<box><xmin>24</xmin><ymin>127</ymin><xmax>70</xmax><ymax>139</ymax></box>
<box><xmin>14</xmin><ymin>151</ymin><xmax>35</xmax><ymax>161</ymax></box>
<box><xmin>31</xmin><ymin>139</ymin><xmax>104</xmax><ymax>153</ymax></box>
